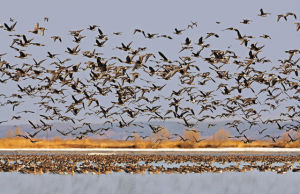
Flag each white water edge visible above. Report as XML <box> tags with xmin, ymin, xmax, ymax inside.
<box><xmin>1</xmin><ymin>147</ymin><xmax>300</xmax><ymax>153</ymax></box>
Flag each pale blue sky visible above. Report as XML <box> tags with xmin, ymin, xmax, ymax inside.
<box><xmin>0</xmin><ymin>0</ymin><xmax>299</xmax><ymax>127</ymax></box>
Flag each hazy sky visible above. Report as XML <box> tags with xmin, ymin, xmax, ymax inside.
<box><xmin>0</xmin><ymin>0</ymin><xmax>299</xmax><ymax>126</ymax></box>
<box><xmin>1</xmin><ymin>0</ymin><xmax>299</xmax><ymax>33</ymax></box>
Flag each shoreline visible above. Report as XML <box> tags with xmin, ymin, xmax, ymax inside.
<box><xmin>1</xmin><ymin>147</ymin><xmax>300</xmax><ymax>153</ymax></box>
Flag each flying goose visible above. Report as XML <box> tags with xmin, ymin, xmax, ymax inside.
<box><xmin>65</xmin><ymin>44</ymin><xmax>80</xmax><ymax>55</ymax></box>
<box><xmin>51</xmin><ymin>36</ymin><xmax>62</xmax><ymax>42</ymax></box>
<box><xmin>294</xmin><ymin>22</ymin><xmax>300</xmax><ymax>31</ymax></box>
<box><xmin>258</xmin><ymin>8</ymin><xmax>271</xmax><ymax>17</ymax></box>
<box><xmin>3</xmin><ymin>22</ymin><xmax>17</xmax><ymax>31</ymax></box>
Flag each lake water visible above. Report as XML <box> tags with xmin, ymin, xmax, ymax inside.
<box><xmin>0</xmin><ymin>171</ymin><xmax>299</xmax><ymax>194</ymax></box>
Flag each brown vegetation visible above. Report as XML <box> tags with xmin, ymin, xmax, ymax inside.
<box><xmin>1</xmin><ymin>127</ymin><xmax>300</xmax><ymax>149</ymax></box>
<box><xmin>1</xmin><ymin>136</ymin><xmax>300</xmax><ymax>149</ymax></box>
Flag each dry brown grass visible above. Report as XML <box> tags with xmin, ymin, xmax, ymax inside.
<box><xmin>0</xmin><ymin>137</ymin><xmax>300</xmax><ymax>148</ymax></box>
<box><xmin>2</xmin><ymin>127</ymin><xmax>300</xmax><ymax>148</ymax></box>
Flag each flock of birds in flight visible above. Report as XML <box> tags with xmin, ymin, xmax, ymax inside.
<box><xmin>0</xmin><ymin>9</ymin><xmax>299</xmax><ymax>143</ymax></box>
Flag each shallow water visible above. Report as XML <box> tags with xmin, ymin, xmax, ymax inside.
<box><xmin>0</xmin><ymin>171</ymin><xmax>299</xmax><ymax>194</ymax></box>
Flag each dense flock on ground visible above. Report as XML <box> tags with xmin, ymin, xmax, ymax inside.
<box><xmin>0</xmin><ymin>9</ymin><xmax>299</xmax><ymax>143</ymax></box>
<box><xmin>0</xmin><ymin>154</ymin><xmax>299</xmax><ymax>174</ymax></box>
